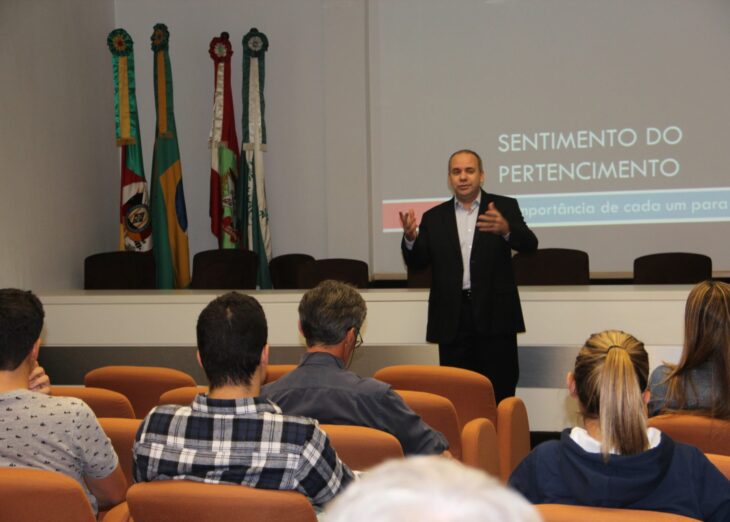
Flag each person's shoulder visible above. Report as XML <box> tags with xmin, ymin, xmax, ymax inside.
<box><xmin>352</xmin><ymin>375</ymin><xmax>392</xmax><ymax>398</ymax></box>
<box><xmin>423</xmin><ymin>198</ymin><xmax>454</xmax><ymax>217</ymax></box>
<box><xmin>260</xmin><ymin>371</ymin><xmax>292</xmax><ymax>396</ymax></box>
<box><xmin>528</xmin><ymin>438</ymin><xmax>563</xmax><ymax>459</ymax></box>
<box><xmin>142</xmin><ymin>403</ymin><xmax>190</xmax><ymax>424</ymax></box>
<box><xmin>509</xmin><ymin>437</ymin><xmax>562</xmax><ymax>484</ymax></box>
<box><xmin>648</xmin><ymin>364</ymin><xmax>673</xmax><ymax>388</ymax></box>
<box><xmin>31</xmin><ymin>392</ymin><xmax>92</xmax><ymax>415</ymax></box>
<box><xmin>663</xmin><ymin>434</ymin><xmax>724</xmax><ymax>473</ymax></box>
<box><xmin>275</xmin><ymin>412</ymin><xmax>323</xmax><ymax>441</ymax></box>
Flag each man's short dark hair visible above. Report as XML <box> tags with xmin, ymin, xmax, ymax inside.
<box><xmin>196</xmin><ymin>292</ymin><xmax>268</xmax><ymax>388</ymax></box>
<box><xmin>0</xmin><ymin>289</ymin><xmax>44</xmax><ymax>371</ymax></box>
<box><xmin>448</xmin><ymin>149</ymin><xmax>484</xmax><ymax>173</ymax></box>
<box><xmin>299</xmin><ymin>280</ymin><xmax>366</xmax><ymax>347</ymax></box>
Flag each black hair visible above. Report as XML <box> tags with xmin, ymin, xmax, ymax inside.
<box><xmin>0</xmin><ymin>289</ymin><xmax>44</xmax><ymax>371</ymax></box>
<box><xmin>196</xmin><ymin>292</ymin><xmax>268</xmax><ymax>388</ymax></box>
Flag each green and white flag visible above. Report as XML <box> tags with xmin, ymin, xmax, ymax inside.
<box><xmin>239</xmin><ymin>28</ymin><xmax>272</xmax><ymax>288</ymax></box>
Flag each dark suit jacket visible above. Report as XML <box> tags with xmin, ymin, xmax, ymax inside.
<box><xmin>402</xmin><ymin>190</ymin><xmax>537</xmax><ymax>343</ymax></box>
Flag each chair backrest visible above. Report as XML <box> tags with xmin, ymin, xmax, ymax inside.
<box><xmin>461</xmin><ymin>417</ymin><xmax>499</xmax><ymax>478</ymax></box>
<box><xmin>647</xmin><ymin>414</ymin><xmax>730</xmax><ymax>455</ymax></box>
<box><xmin>706</xmin><ymin>452</ymin><xmax>730</xmax><ymax>480</ymax></box>
<box><xmin>190</xmin><ymin>249</ymin><xmax>258</xmax><ymax>289</ymax></box>
<box><xmin>497</xmin><ymin>396</ymin><xmax>531</xmax><ymax>481</ymax></box>
<box><xmin>536</xmin><ymin>504</ymin><xmax>700</xmax><ymax>521</ymax></box>
<box><xmin>512</xmin><ymin>248</ymin><xmax>590</xmax><ymax>285</ymax></box>
<box><xmin>299</xmin><ymin>258</ymin><xmax>370</xmax><ymax>288</ymax></box>
<box><xmin>126</xmin><ymin>481</ymin><xmax>317</xmax><ymax>522</ymax></box>
<box><xmin>85</xmin><ymin>366</ymin><xmax>197</xmax><ymax>418</ymax></box>
<box><xmin>633</xmin><ymin>252</ymin><xmax>712</xmax><ymax>284</ymax></box>
<box><xmin>158</xmin><ymin>386</ymin><xmax>208</xmax><ymax>406</ymax></box>
<box><xmin>407</xmin><ymin>265</ymin><xmax>432</xmax><ymax>288</ymax></box>
<box><xmin>84</xmin><ymin>251</ymin><xmax>156</xmax><ymax>290</ymax></box>
<box><xmin>269</xmin><ymin>254</ymin><xmax>315</xmax><ymax>289</ymax></box>
<box><xmin>374</xmin><ymin>365</ymin><xmax>497</xmax><ymax>428</ymax></box>
<box><xmin>0</xmin><ymin>468</ymin><xmax>97</xmax><ymax>522</ymax></box>
<box><xmin>264</xmin><ymin>364</ymin><xmax>298</xmax><ymax>384</ymax></box>
<box><xmin>98</xmin><ymin>417</ymin><xmax>144</xmax><ymax>486</ymax></box>
<box><xmin>319</xmin><ymin>424</ymin><xmax>404</xmax><ymax>471</ymax></box>
<box><xmin>102</xmin><ymin>502</ymin><xmax>132</xmax><ymax>522</ymax></box>
<box><xmin>51</xmin><ymin>386</ymin><xmax>136</xmax><ymax>419</ymax></box>
<box><xmin>395</xmin><ymin>389</ymin><xmax>462</xmax><ymax>459</ymax></box>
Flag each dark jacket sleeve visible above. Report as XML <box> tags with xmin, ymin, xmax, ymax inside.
<box><xmin>367</xmin><ymin>387</ymin><xmax>449</xmax><ymax>456</ymax></box>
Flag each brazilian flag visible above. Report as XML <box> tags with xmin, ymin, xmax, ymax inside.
<box><xmin>150</xmin><ymin>24</ymin><xmax>190</xmax><ymax>289</ymax></box>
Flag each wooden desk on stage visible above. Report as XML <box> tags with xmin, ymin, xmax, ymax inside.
<box><xmin>39</xmin><ymin>286</ymin><xmax>690</xmax><ymax>431</ymax></box>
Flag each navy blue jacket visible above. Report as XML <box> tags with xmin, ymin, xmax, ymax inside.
<box><xmin>509</xmin><ymin>429</ymin><xmax>730</xmax><ymax>521</ymax></box>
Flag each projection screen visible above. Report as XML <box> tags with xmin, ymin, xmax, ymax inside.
<box><xmin>369</xmin><ymin>0</ymin><xmax>730</xmax><ymax>275</ymax></box>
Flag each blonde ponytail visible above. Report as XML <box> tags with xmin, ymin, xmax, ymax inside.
<box><xmin>574</xmin><ymin>330</ymin><xmax>650</xmax><ymax>459</ymax></box>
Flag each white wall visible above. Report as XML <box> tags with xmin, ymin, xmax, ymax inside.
<box><xmin>1</xmin><ymin>0</ymin><xmax>371</xmax><ymax>290</ymax></box>
<box><xmin>0</xmin><ymin>0</ymin><xmax>118</xmax><ymax>289</ymax></box>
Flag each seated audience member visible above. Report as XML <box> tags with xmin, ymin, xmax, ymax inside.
<box><xmin>327</xmin><ymin>456</ymin><xmax>540</xmax><ymax>522</ymax></box>
<box><xmin>0</xmin><ymin>289</ymin><xmax>127</xmax><ymax>514</ymax></box>
<box><xmin>133</xmin><ymin>292</ymin><xmax>353</xmax><ymax>506</ymax></box>
<box><xmin>648</xmin><ymin>280</ymin><xmax>730</xmax><ymax>417</ymax></box>
<box><xmin>261</xmin><ymin>280</ymin><xmax>449</xmax><ymax>456</ymax></box>
<box><xmin>509</xmin><ymin>330</ymin><xmax>730</xmax><ymax>521</ymax></box>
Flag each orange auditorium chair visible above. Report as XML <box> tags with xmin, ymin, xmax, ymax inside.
<box><xmin>85</xmin><ymin>366</ymin><xmax>197</xmax><ymax>418</ymax></box>
<box><xmin>376</xmin><ymin>365</ymin><xmax>529</xmax><ymax>481</ymax></box>
<box><xmin>648</xmin><ymin>414</ymin><xmax>730</xmax><ymax>455</ymax></box>
<box><xmin>0</xmin><ymin>468</ymin><xmax>97</xmax><ymax>522</ymax></box>
<box><xmin>536</xmin><ymin>504</ymin><xmax>701</xmax><ymax>521</ymax></box>
<box><xmin>98</xmin><ymin>417</ymin><xmax>143</xmax><ymax>486</ymax></box>
<box><xmin>264</xmin><ymin>364</ymin><xmax>298</xmax><ymax>384</ymax></box>
<box><xmin>395</xmin><ymin>389</ymin><xmax>463</xmax><ymax>460</ymax></box>
<box><xmin>158</xmin><ymin>386</ymin><xmax>208</xmax><ymax>406</ymax></box>
<box><xmin>497</xmin><ymin>396</ymin><xmax>531</xmax><ymax>481</ymax></box>
<box><xmin>119</xmin><ymin>480</ymin><xmax>316</xmax><ymax>522</ymax></box>
<box><xmin>319</xmin><ymin>424</ymin><xmax>403</xmax><ymax>471</ymax></box>
<box><xmin>51</xmin><ymin>385</ymin><xmax>135</xmax><ymax>419</ymax></box>
<box><xmin>374</xmin><ymin>365</ymin><xmax>497</xmax><ymax>428</ymax></box>
<box><xmin>461</xmin><ymin>417</ymin><xmax>500</xmax><ymax>477</ymax></box>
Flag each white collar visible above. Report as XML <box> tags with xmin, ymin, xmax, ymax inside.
<box><xmin>569</xmin><ymin>426</ymin><xmax>662</xmax><ymax>454</ymax></box>
<box><xmin>454</xmin><ymin>195</ymin><xmax>481</xmax><ymax>212</ymax></box>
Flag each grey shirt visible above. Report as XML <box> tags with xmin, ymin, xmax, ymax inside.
<box><xmin>0</xmin><ymin>389</ymin><xmax>118</xmax><ymax>513</ymax></box>
<box><xmin>261</xmin><ymin>352</ymin><xmax>448</xmax><ymax>455</ymax></box>
<box><xmin>648</xmin><ymin>361</ymin><xmax>715</xmax><ymax>417</ymax></box>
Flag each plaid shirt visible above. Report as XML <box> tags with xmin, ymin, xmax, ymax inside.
<box><xmin>133</xmin><ymin>394</ymin><xmax>353</xmax><ymax>506</ymax></box>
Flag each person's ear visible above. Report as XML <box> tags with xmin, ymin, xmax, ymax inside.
<box><xmin>642</xmin><ymin>389</ymin><xmax>651</xmax><ymax>405</ymax></box>
<box><xmin>260</xmin><ymin>344</ymin><xmax>270</xmax><ymax>368</ymax></box>
<box><xmin>196</xmin><ymin>351</ymin><xmax>203</xmax><ymax>369</ymax></box>
<box><xmin>566</xmin><ymin>372</ymin><xmax>578</xmax><ymax>399</ymax></box>
<box><xmin>29</xmin><ymin>338</ymin><xmax>41</xmax><ymax>363</ymax></box>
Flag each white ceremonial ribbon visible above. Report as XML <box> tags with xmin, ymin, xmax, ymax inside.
<box><xmin>244</xmin><ymin>58</ymin><xmax>271</xmax><ymax>260</ymax></box>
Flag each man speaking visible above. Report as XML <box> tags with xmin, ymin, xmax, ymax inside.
<box><xmin>400</xmin><ymin>149</ymin><xmax>537</xmax><ymax>404</ymax></box>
